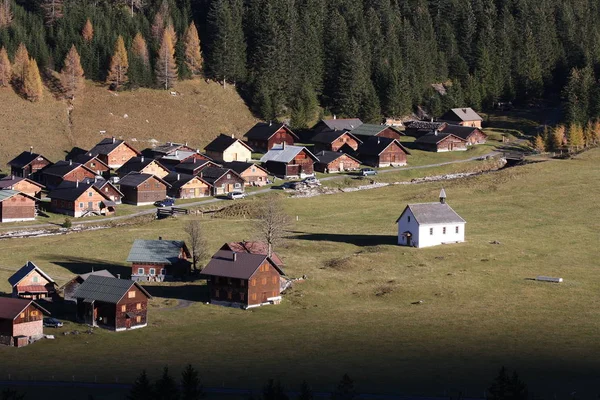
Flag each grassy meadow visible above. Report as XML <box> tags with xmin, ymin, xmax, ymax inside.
<box><xmin>0</xmin><ymin>147</ymin><xmax>599</xmax><ymax>398</ymax></box>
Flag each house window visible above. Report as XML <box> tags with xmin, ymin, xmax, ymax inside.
<box><xmin>88</xmin><ymin>191</ymin><xmax>93</xmax><ymax>197</ymax></box>
<box><xmin>456</xmin><ymin>226</ymin><xmax>459</xmax><ymax>234</ymax></box>
<box><xmin>128</xmin><ymin>291</ymin><xmax>136</xmax><ymax>298</ymax></box>
<box><xmin>443</xmin><ymin>227</ymin><xmax>447</xmax><ymax>234</ymax></box>
<box><xmin>272</xmin><ymin>276</ymin><xmax>278</xmax><ymax>284</ymax></box>
<box><xmin>136</xmin><ymin>316</ymin><xmax>141</xmax><ymax>323</ymax></box>
<box><xmin>79</xmin><ymin>202</ymin><xmax>84</xmax><ymax>208</ymax></box>
<box><xmin>149</xmin><ymin>268</ymin><xmax>155</xmax><ymax>275</ymax></box>
<box><xmin>227</xmin><ymin>291</ymin><xmax>232</xmax><ymax>300</ymax></box>
<box><xmin>264</xmin><ymin>265</ymin><xmax>269</xmax><ymax>271</ymax></box>
<box><xmin>20</xmin><ymin>313</ymin><xmax>25</xmax><ymax>319</ymax></box>
<box><xmin>121</xmin><ymin>305</ymin><xmax>126</xmax><ymax>312</ymax></box>
<box><xmin>160</xmin><ymin>269</ymin><xmax>165</xmax><ymax>275</ymax></box>
<box><xmin>408</xmin><ymin>216</ymin><xmax>411</xmax><ymax>222</ymax></box>
<box><xmin>137</xmin><ymin>268</ymin><xmax>144</xmax><ymax>275</ymax></box>
<box><xmin>32</xmin><ymin>275</ymin><xmax>39</xmax><ymax>283</ymax></box>
<box><xmin>91</xmin><ymin>162</ymin><xmax>96</xmax><ymax>168</ymax></box>
<box><xmin>234</xmin><ymin>183</ymin><xmax>241</xmax><ymax>189</ymax></box>
<box><xmin>252</xmin><ymin>293</ymin><xmax>257</xmax><ymax>301</ymax></box>
<box><xmin>136</xmin><ymin>303</ymin><xmax>142</xmax><ymax>310</ymax></box>
<box><xmin>429</xmin><ymin>228</ymin><xmax>433</xmax><ymax>235</ymax></box>
<box><xmin>30</xmin><ymin>310</ymin><xmax>38</xmax><ymax>317</ymax></box>
<box><xmin>251</xmin><ymin>279</ymin><xmax>256</xmax><ymax>287</ymax></box>
<box><xmin>261</xmin><ymin>278</ymin><xmax>267</xmax><ymax>285</ymax></box>
<box><xmin>227</xmin><ymin>174</ymin><xmax>231</xmax><ymax>179</ymax></box>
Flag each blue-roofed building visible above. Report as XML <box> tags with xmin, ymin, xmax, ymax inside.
<box><xmin>126</xmin><ymin>238</ymin><xmax>191</xmax><ymax>282</ymax></box>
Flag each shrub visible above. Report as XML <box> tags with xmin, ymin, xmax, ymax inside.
<box><xmin>62</xmin><ymin>217</ymin><xmax>72</xmax><ymax>229</ymax></box>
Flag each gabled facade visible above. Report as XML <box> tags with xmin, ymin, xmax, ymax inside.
<box><xmin>260</xmin><ymin>144</ymin><xmax>318</xmax><ymax>178</ymax></box>
<box><xmin>126</xmin><ymin>239</ymin><xmax>192</xmax><ymax>281</ymax></box>
<box><xmin>349</xmin><ymin>124</ymin><xmax>404</xmax><ymax>142</ymax></box>
<box><xmin>222</xmin><ymin>162</ymin><xmax>270</xmax><ymax>187</ymax></box>
<box><xmin>311</xmin><ymin>130</ymin><xmax>362</xmax><ymax>153</ymax></box>
<box><xmin>244</xmin><ymin>122</ymin><xmax>299</xmax><ymax>151</ymax></box>
<box><xmin>440</xmin><ymin>125</ymin><xmax>487</xmax><ymax>145</ymax></box>
<box><xmin>88</xmin><ymin>137</ymin><xmax>140</xmax><ymax>169</ymax></box>
<box><xmin>0</xmin><ymin>190</ymin><xmax>37</xmax><ymax>223</ymax></box>
<box><xmin>118</xmin><ymin>172</ymin><xmax>170</xmax><ymax>205</ymax></box>
<box><xmin>220</xmin><ymin>241</ymin><xmax>284</xmax><ymax>267</ymax></box>
<box><xmin>164</xmin><ymin>172</ymin><xmax>211</xmax><ymax>199</ymax></box>
<box><xmin>40</xmin><ymin>160</ymin><xmax>97</xmax><ymax>190</ymax></box>
<box><xmin>440</xmin><ymin>108</ymin><xmax>483</xmax><ymax>128</ymax></box>
<box><xmin>116</xmin><ymin>156</ymin><xmax>170</xmax><ymax>178</ymax></box>
<box><xmin>199</xmin><ymin>167</ymin><xmax>245</xmax><ymax>196</ymax></box>
<box><xmin>204</xmin><ymin>134</ymin><xmax>253</xmax><ymax>162</ymax></box>
<box><xmin>0</xmin><ymin>176</ymin><xmax>45</xmax><ymax>198</ymax></box>
<box><xmin>48</xmin><ymin>181</ymin><xmax>114</xmax><ymax>217</ymax></box>
<box><xmin>6</xmin><ymin>150</ymin><xmax>51</xmax><ymax>180</ymax></box>
<box><xmin>8</xmin><ymin>261</ymin><xmax>56</xmax><ymax>299</ymax></box>
<box><xmin>70</xmin><ymin>153</ymin><xmax>111</xmax><ymax>178</ymax></box>
<box><xmin>312</xmin><ymin>118</ymin><xmax>363</xmax><ymax>134</ymax></box>
<box><xmin>414</xmin><ymin>132</ymin><xmax>468</xmax><ymax>152</ymax></box>
<box><xmin>314</xmin><ymin>151</ymin><xmax>361</xmax><ymax>173</ymax></box>
<box><xmin>356</xmin><ymin>137</ymin><xmax>410</xmax><ymax>168</ymax></box>
<box><xmin>60</xmin><ymin>270</ymin><xmax>116</xmax><ymax>302</ymax></box>
<box><xmin>0</xmin><ymin>297</ymin><xmax>49</xmax><ymax>347</ymax></box>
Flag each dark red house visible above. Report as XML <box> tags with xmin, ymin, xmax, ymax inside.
<box><xmin>314</xmin><ymin>151</ymin><xmax>361</xmax><ymax>173</ymax></box>
<box><xmin>118</xmin><ymin>172</ymin><xmax>170</xmax><ymax>205</ymax></box>
<box><xmin>259</xmin><ymin>144</ymin><xmax>318</xmax><ymax>178</ymax></box>
<box><xmin>0</xmin><ymin>297</ymin><xmax>49</xmax><ymax>347</ymax></box>
<box><xmin>356</xmin><ymin>137</ymin><xmax>411</xmax><ymax>168</ymax></box>
<box><xmin>414</xmin><ymin>132</ymin><xmax>468</xmax><ymax>152</ymax></box>
<box><xmin>311</xmin><ymin>130</ymin><xmax>362</xmax><ymax>153</ymax></box>
<box><xmin>126</xmin><ymin>239</ymin><xmax>191</xmax><ymax>281</ymax></box>
<box><xmin>0</xmin><ymin>190</ymin><xmax>37</xmax><ymax>223</ymax></box>
<box><xmin>88</xmin><ymin>137</ymin><xmax>140</xmax><ymax>169</ymax></box>
<box><xmin>244</xmin><ymin>122</ymin><xmax>299</xmax><ymax>151</ymax></box>
<box><xmin>199</xmin><ymin>167</ymin><xmax>245</xmax><ymax>196</ymax></box>
<box><xmin>312</xmin><ymin>118</ymin><xmax>363</xmax><ymax>134</ymax></box>
<box><xmin>6</xmin><ymin>150</ymin><xmax>51</xmax><ymax>180</ymax></box>
<box><xmin>40</xmin><ymin>160</ymin><xmax>97</xmax><ymax>190</ymax></box>
<box><xmin>70</xmin><ymin>152</ymin><xmax>111</xmax><ymax>178</ymax></box>
<box><xmin>349</xmin><ymin>124</ymin><xmax>404</xmax><ymax>142</ymax></box>
<box><xmin>439</xmin><ymin>124</ymin><xmax>487</xmax><ymax>145</ymax></box>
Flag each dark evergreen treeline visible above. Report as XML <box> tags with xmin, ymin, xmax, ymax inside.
<box><xmin>2</xmin><ymin>0</ymin><xmax>600</xmax><ymax>125</ymax></box>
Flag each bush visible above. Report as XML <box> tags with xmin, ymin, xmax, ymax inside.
<box><xmin>62</xmin><ymin>217</ymin><xmax>72</xmax><ymax>229</ymax></box>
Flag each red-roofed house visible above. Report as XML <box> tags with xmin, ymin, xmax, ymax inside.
<box><xmin>0</xmin><ymin>297</ymin><xmax>49</xmax><ymax>347</ymax></box>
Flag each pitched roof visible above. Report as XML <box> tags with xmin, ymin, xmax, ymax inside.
<box><xmin>117</xmin><ymin>157</ymin><xmax>168</xmax><ymax>175</ymax></box>
<box><xmin>440</xmin><ymin>124</ymin><xmax>487</xmax><ymax>140</ymax></box>
<box><xmin>201</xmin><ymin>250</ymin><xmax>284</xmax><ymax>280</ymax></box>
<box><xmin>260</xmin><ymin>144</ymin><xmax>319</xmax><ymax>163</ymax></box>
<box><xmin>311</xmin><ymin>130</ymin><xmax>363</xmax><ymax>145</ymax></box>
<box><xmin>48</xmin><ymin>181</ymin><xmax>111</xmax><ymax>202</ymax></box>
<box><xmin>314</xmin><ymin>150</ymin><xmax>360</xmax><ymax>165</ymax></box>
<box><xmin>204</xmin><ymin>134</ymin><xmax>253</xmax><ymax>153</ymax></box>
<box><xmin>8</xmin><ymin>261</ymin><xmax>55</xmax><ymax>287</ymax></box>
<box><xmin>316</xmin><ymin>118</ymin><xmax>363</xmax><ymax>131</ymax></box>
<box><xmin>244</xmin><ymin>122</ymin><xmax>299</xmax><ymax>141</ymax></box>
<box><xmin>7</xmin><ymin>151</ymin><xmax>50</xmax><ymax>168</ymax></box>
<box><xmin>163</xmin><ymin>172</ymin><xmax>210</xmax><ymax>191</ymax></box>
<box><xmin>0</xmin><ymin>189</ymin><xmax>37</xmax><ymax>203</ymax></box>
<box><xmin>442</xmin><ymin>108</ymin><xmax>483</xmax><ymax>122</ymax></box>
<box><xmin>357</xmin><ymin>137</ymin><xmax>410</xmax><ymax>156</ymax></box>
<box><xmin>41</xmin><ymin>160</ymin><xmax>95</xmax><ymax>178</ymax></box>
<box><xmin>151</xmin><ymin>142</ymin><xmax>196</xmax><ymax>156</ymax></box>
<box><xmin>221</xmin><ymin>241</ymin><xmax>284</xmax><ymax>266</ymax></box>
<box><xmin>88</xmin><ymin>138</ymin><xmax>139</xmax><ymax>157</ymax></box>
<box><xmin>198</xmin><ymin>167</ymin><xmax>242</xmax><ymax>185</ymax></box>
<box><xmin>221</xmin><ymin>161</ymin><xmax>268</xmax><ymax>175</ymax></box>
<box><xmin>118</xmin><ymin>172</ymin><xmax>170</xmax><ymax>188</ymax></box>
<box><xmin>404</xmin><ymin>121</ymin><xmax>447</xmax><ymax>130</ymax></box>
<box><xmin>397</xmin><ymin>202</ymin><xmax>465</xmax><ymax>225</ymax></box>
<box><xmin>72</xmin><ymin>275</ymin><xmax>151</xmax><ymax>304</ymax></box>
<box><xmin>59</xmin><ymin>269</ymin><xmax>116</xmax><ymax>290</ymax></box>
<box><xmin>71</xmin><ymin>153</ymin><xmax>110</xmax><ymax>168</ymax></box>
<box><xmin>350</xmin><ymin>124</ymin><xmax>401</xmax><ymax>137</ymax></box>
<box><xmin>415</xmin><ymin>132</ymin><xmax>466</xmax><ymax>145</ymax></box>
<box><xmin>0</xmin><ymin>176</ymin><xmax>45</xmax><ymax>190</ymax></box>
<box><xmin>126</xmin><ymin>239</ymin><xmax>190</xmax><ymax>264</ymax></box>
<box><xmin>159</xmin><ymin>150</ymin><xmax>205</xmax><ymax>162</ymax></box>
<box><xmin>0</xmin><ymin>298</ymin><xmax>49</xmax><ymax>320</ymax></box>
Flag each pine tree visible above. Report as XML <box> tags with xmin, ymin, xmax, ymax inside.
<box><xmin>127</xmin><ymin>370</ymin><xmax>154</xmax><ymax>400</ymax></box>
<box><xmin>263</xmin><ymin>379</ymin><xmax>288</xmax><ymax>400</ymax></box>
<box><xmin>106</xmin><ymin>36</ymin><xmax>129</xmax><ymax>90</ymax></box>
<box><xmin>184</xmin><ymin>22</ymin><xmax>203</xmax><ymax>77</ymax></box>
<box><xmin>155</xmin><ymin>366</ymin><xmax>179</xmax><ymax>400</ymax></box>
<box><xmin>129</xmin><ymin>32</ymin><xmax>152</xmax><ymax>87</ymax></box>
<box><xmin>180</xmin><ymin>364</ymin><xmax>203</xmax><ymax>400</ymax></box>
<box><xmin>335</xmin><ymin>39</ymin><xmax>368</xmax><ymax>117</ymax></box>
<box><xmin>592</xmin><ymin>120</ymin><xmax>600</xmax><ymax>145</ymax></box>
<box><xmin>41</xmin><ymin>0</ymin><xmax>64</xmax><ymax>26</ymax></box>
<box><xmin>165</xmin><ymin>24</ymin><xmax>177</xmax><ymax>47</ymax></box>
<box><xmin>12</xmin><ymin>43</ymin><xmax>29</xmax><ymax>84</ymax></box>
<box><xmin>488</xmin><ymin>367</ymin><xmax>528</xmax><ymax>400</ymax></box>
<box><xmin>60</xmin><ymin>45</ymin><xmax>85</xmax><ymax>98</ymax></box>
<box><xmin>155</xmin><ymin>27</ymin><xmax>178</xmax><ymax>90</ymax></box>
<box><xmin>331</xmin><ymin>374</ymin><xmax>355</xmax><ymax>400</ymax></box>
<box><xmin>0</xmin><ymin>47</ymin><xmax>11</xmax><ymax>87</ymax></box>
<box><xmin>567</xmin><ymin>122</ymin><xmax>584</xmax><ymax>151</ymax></box>
<box><xmin>23</xmin><ymin>58</ymin><xmax>43</xmax><ymax>102</ymax></box>
<box><xmin>0</xmin><ymin>0</ymin><xmax>13</xmax><ymax>28</ymax></box>
<box><xmin>82</xmin><ymin>19</ymin><xmax>94</xmax><ymax>43</ymax></box>
<box><xmin>298</xmin><ymin>381</ymin><xmax>313</xmax><ymax>400</ymax></box>
<box><xmin>533</xmin><ymin>135</ymin><xmax>545</xmax><ymax>153</ymax></box>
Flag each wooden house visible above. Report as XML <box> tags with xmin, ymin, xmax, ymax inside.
<box><xmin>6</xmin><ymin>150</ymin><xmax>51</xmax><ymax>180</ymax></box>
<box><xmin>396</xmin><ymin>189</ymin><xmax>465</xmax><ymax>248</ymax></box>
<box><xmin>163</xmin><ymin>172</ymin><xmax>211</xmax><ymax>199</ymax></box>
<box><xmin>145</xmin><ymin>142</ymin><xmax>197</xmax><ymax>159</ymax></box>
<box><xmin>403</xmin><ymin>121</ymin><xmax>448</xmax><ymax>138</ymax></box>
<box><xmin>259</xmin><ymin>144</ymin><xmax>318</xmax><ymax>179</ymax></box>
<box><xmin>0</xmin><ymin>176</ymin><xmax>45</xmax><ymax>198</ymax></box>
<box><xmin>8</xmin><ymin>261</ymin><xmax>56</xmax><ymax>299</ymax></box>
<box><xmin>312</xmin><ymin>118</ymin><xmax>363</xmax><ymax>134</ymax></box>
<box><xmin>116</xmin><ymin>156</ymin><xmax>170</xmax><ymax>178</ymax></box>
<box><xmin>126</xmin><ymin>239</ymin><xmax>191</xmax><ymax>281</ymax></box>
<box><xmin>173</xmin><ymin>159</ymin><xmax>220</xmax><ymax>176</ymax></box>
<box><xmin>199</xmin><ymin>167</ymin><xmax>245</xmax><ymax>196</ymax></box>
<box><xmin>440</xmin><ymin>108</ymin><xmax>483</xmax><ymax>128</ymax></box>
<box><xmin>118</xmin><ymin>172</ymin><xmax>170</xmax><ymax>206</ymax></box>
<box><xmin>356</xmin><ymin>137</ymin><xmax>410</xmax><ymax>168</ymax></box>
<box><xmin>40</xmin><ymin>160</ymin><xmax>97</xmax><ymax>190</ymax></box>
<box><xmin>204</xmin><ymin>134</ymin><xmax>253</xmax><ymax>162</ymax></box>
<box><xmin>220</xmin><ymin>241</ymin><xmax>284</xmax><ymax>267</ymax></box>
<box><xmin>90</xmin><ymin>178</ymin><xmax>124</xmax><ymax>204</ymax></box>
<box><xmin>158</xmin><ymin>150</ymin><xmax>212</xmax><ymax>171</ymax></box>
<box><xmin>88</xmin><ymin>137</ymin><xmax>140</xmax><ymax>169</ymax></box>
<box><xmin>244</xmin><ymin>122</ymin><xmax>299</xmax><ymax>151</ymax></box>
<box><xmin>349</xmin><ymin>124</ymin><xmax>404</xmax><ymax>142</ymax></box>
<box><xmin>414</xmin><ymin>131</ymin><xmax>468</xmax><ymax>152</ymax></box>
<box><xmin>48</xmin><ymin>181</ymin><xmax>115</xmax><ymax>217</ymax></box>
<box><xmin>0</xmin><ymin>190</ymin><xmax>37</xmax><ymax>223</ymax></box>
<box><xmin>72</xmin><ymin>275</ymin><xmax>152</xmax><ymax>331</ymax></box>
<box><xmin>70</xmin><ymin>153</ymin><xmax>111</xmax><ymax>178</ymax></box>
<box><xmin>222</xmin><ymin>161</ymin><xmax>270</xmax><ymax>187</ymax></box>
<box><xmin>311</xmin><ymin>130</ymin><xmax>362</xmax><ymax>153</ymax></box>
<box><xmin>0</xmin><ymin>297</ymin><xmax>49</xmax><ymax>347</ymax></box>
<box><xmin>60</xmin><ymin>270</ymin><xmax>115</xmax><ymax>302</ymax></box>
<box><xmin>201</xmin><ymin>250</ymin><xmax>285</xmax><ymax>309</ymax></box>
<box><xmin>439</xmin><ymin>125</ymin><xmax>487</xmax><ymax>145</ymax></box>
<box><xmin>314</xmin><ymin>151</ymin><xmax>361</xmax><ymax>173</ymax></box>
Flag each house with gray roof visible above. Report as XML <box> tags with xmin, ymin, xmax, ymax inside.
<box><xmin>396</xmin><ymin>189</ymin><xmax>466</xmax><ymax>248</ymax></box>
<box><xmin>244</xmin><ymin>122</ymin><xmax>299</xmax><ymax>151</ymax></box>
<box><xmin>0</xmin><ymin>190</ymin><xmax>37</xmax><ymax>223</ymax></box>
<box><xmin>60</xmin><ymin>270</ymin><xmax>116</xmax><ymax>302</ymax></box>
<box><xmin>312</xmin><ymin>118</ymin><xmax>363</xmax><ymax>134</ymax></box>
<box><xmin>349</xmin><ymin>124</ymin><xmax>403</xmax><ymax>142</ymax></box>
<box><xmin>260</xmin><ymin>144</ymin><xmax>318</xmax><ymax>178</ymax></box>
<box><xmin>440</xmin><ymin>108</ymin><xmax>483</xmax><ymax>128</ymax></box>
<box><xmin>72</xmin><ymin>275</ymin><xmax>152</xmax><ymax>331</ymax></box>
<box><xmin>126</xmin><ymin>238</ymin><xmax>191</xmax><ymax>281</ymax></box>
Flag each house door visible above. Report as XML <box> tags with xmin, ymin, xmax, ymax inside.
<box><xmin>406</xmin><ymin>235</ymin><xmax>412</xmax><ymax>246</ymax></box>
<box><xmin>125</xmin><ymin>316</ymin><xmax>131</xmax><ymax>329</ymax></box>
<box><xmin>339</xmin><ymin>162</ymin><xmax>344</xmax><ymax>171</ymax></box>
<box><xmin>227</xmin><ymin>184</ymin><xmax>234</xmax><ymax>192</ymax></box>
<box><xmin>262</xmin><ymin>292</ymin><xmax>268</xmax><ymax>303</ymax></box>
<box><xmin>449</xmin><ymin>142</ymin><xmax>454</xmax><ymax>151</ymax></box>
<box><xmin>88</xmin><ymin>201</ymin><xmax>93</xmax><ymax>210</ymax></box>
<box><xmin>195</xmin><ymin>188</ymin><xmax>200</xmax><ymax>197</ymax></box>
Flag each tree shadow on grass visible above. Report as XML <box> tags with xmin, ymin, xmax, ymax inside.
<box><xmin>142</xmin><ymin>283</ymin><xmax>209</xmax><ymax>303</ymax></box>
<box><xmin>289</xmin><ymin>231</ymin><xmax>397</xmax><ymax>247</ymax></box>
<box><xmin>43</xmin><ymin>256</ymin><xmax>131</xmax><ymax>280</ymax></box>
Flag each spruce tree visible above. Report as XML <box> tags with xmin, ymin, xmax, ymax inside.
<box><xmin>127</xmin><ymin>370</ymin><xmax>154</xmax><ymax>400</ymax></box>
<box><xmin>335</xmin><ymin>39</ymin><xmax>368</xmax><ymax>117</ymax></box>
<box><xmin>155</xmin><ymin>366</ymin><xmax>179</xmax><ymax>400</ymax></box>
<box><xmin>298</xmin><ymin>381</ymin><xmax>313</xmax><ymax>400</ymax></box>
<box><xmin>12</xmin><ymin>43</ymin><xmax>29</xmax><ymax>85</ymax></box>
<box><xmin>82</xmin><ymin>19</ymin><xmax>94</xmax><ymax>43</ymax></box>
<box><xmin>107</xmin><ymin>36</ymin><xmax>129</xmax><ymax>90</ymax></box>
<box><xmin>0</xmin><ymin>46</ymin><xmax>11</xmax><ymax>87</ymax></box>
<box><xmin>155</xmin><ymin>27</ymin><xmax>178</xmax><ymax>90</ymax></box>
<box><xmin>60</xmin><ymin>45</ymin><xmax>85</xmax><ymax>98</ymax></box>
<box><xmin>41</xmin><ymin>0</ymin><xmax>64</xmax><ymax>26</ymax></box>
<box><xmin>129</xmin><ymin>32</ymin><xmax>152</xmax><ymax>87</ymax></box>
<box><xmin>23</xmin><ymin>57</ymin><xmax>43</xmax><ymax>102</ymax></box>
<box><xmin>331</xmin><ymin>374</ymin><xmax>355</xmax><ymax>400</ymax></box>
<box><xmin>184</xmin><ymin>22</ymin><xmax>203</xmax><ymax>77</ymax></box>
<box><xmin>180</xmin><ymin>364</ymin><xmax>203</xmax><ymax>400</ymax></box>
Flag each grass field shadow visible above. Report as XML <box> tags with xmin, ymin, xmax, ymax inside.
<box><xmin>143</xmin><ymin>284</ymin><xmax>209</xmax><ymax>303</ymax></box>
<box><xmin>290</xmin><ymin>231</ymin><xmax>397</xmax><ymax>247</ymax></box>
<box><xmin>46</xmin><ymin>256</ymin><xmax>131</xmax><ymax>279</ymax></box>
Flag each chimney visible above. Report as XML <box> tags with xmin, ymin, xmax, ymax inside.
<box><xmin>333</xmin><ymin>115</ymin><xmax>337</xmax><ymax>120</ymax></box>
<box><xmin>141</xmin><ymin>156</ymin><xmax>144</xmax><ymax>162</ymax></box>
<box><xmin>117</xmin><ymin>274</ymin><xmax>120</xmax><ymax>279</ymax></box>
<box><xmin>175</xmin><ymin>150</ymin><xmax>179</xmax><ymax>157</ymax></box>
<box><xmin>69</xmin><ymin>159</ymin><xmax>73</xmax><ymax>166</ymax></box>
<box><xmin>269</xmin><ymin>120</ymin><xmax>272</xmax><ymax>127</ymax></box>
<box><xmin>29</xmin><ymin>146</ymin><xmax>33</xmax><ymax>154</ymax></box>
<box><xmin>434</xmin><ymin>130</ymin><xmax>438</xmax><ymax>136</ymax></box>
<box><xmin>282</xmin><ymin>142</ymin><xmax>285</xmax><ymax>149</ymax></box>
<box><xmin>200</xmin><ymin>171</ymin><xmax>203</xmax><ymax>178</ymax></box>
<box><xmin>462</xmin><ymin>108</ymin><xmax>467</xmax><ymax>113</ymax></box>
<box><xmin>377</xmin><ymin>137</ymin><xmax>380</xmax><ymax>144</ymax></box>
<box><xmin>185</xmin><ymin>142</ymin><xmax>188</xmax><ymax>146</ymax></box>
<box><xmin>439</xmin><ymin>188</ymin><xmax>447</xmax><ymax>204</ymax></box>
<box><xmin>158</xmin><ymin>236</ymin><xmax>163</xmax><ymax>240</ymax></box>
<box><xmin>232</xmin><ymin>252</ymin><xmax>237</xmax><ymax>262</ymax></box>
<box><xmin>177</xmin><ymin>173</ymin><xmax>180</xmax><ymax>180</ymax></box>
<box><xmin>431</xmin><ymin>117</ymin><xmax>433</xmax><ymax>122</ymax></box>
<box><xmin>112</xmin><ymin>137</ymin><xmax>116</xmax><ymax>144</ymax></box>
<box><xmin>76</xmin><ymin>180</ymin><xmax>79</xmax><ymax>188</ymax></box>
<box><xmin>231</xmin><ymin>133</ymin><xmax>235</xmax><ymax>138</ymax></box>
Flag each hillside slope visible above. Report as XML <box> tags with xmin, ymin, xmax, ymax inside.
<box><xmin>0</xmin><ymin>79</ymin><xmax>258</xmax><ymax>165</ymax></box>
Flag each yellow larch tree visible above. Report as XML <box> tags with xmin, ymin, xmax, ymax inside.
<box><xmin>0</xmin><ymin>46</ymin><xmax>11</xmax><ymax>87</ymax></box>
<box><xmin>106</xmin><ymin>35</ymin><xmax>129</xmax><ymax>90</ymax></box>
<box><xmin>82</xmin><ymin>18</ymin><xmax>94</xmax><ymax>43</ymax></box>
<box><xmin>60</xmin><ymin>44</ymin><xmax>85</xmax><ymax>98</ymax></box>
<box><xmin>12</xmin><ymin>43</ymin><xmax>29</xmax><ymax>84</ymax></box>
<box><xmin>184</xmin><ymin>21</ymin><xmax>203</xmax><ymax>76</ymax></box>
<box><xmin>23</xmin><ymin>57</ymin><xmax>43</xmax><ymax>102</ymax></box>
<box><xmin>155</xmin><ymin>27</ymin><xmax>178</xmax><ymax>90</ymax></box>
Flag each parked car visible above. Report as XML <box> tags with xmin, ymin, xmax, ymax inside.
<box><xmin>227</xmin><ymin>191</ymin><xmax>247</xmax><ymax>200</ymax></box>
<box><xmin>360</xmin><ymin>168</ymin><xmax>378</xmax><ymax>176</ymax></box>
<box><xmin>154</xmin><ymin>198</ymin><xmax>175</xmax><ymax>207</ymax></box>
<box><xmin>302</xmin><ymin>176</ymin><xmax>321</xmax><ymax>186</ymax></box>
<box><xmin>43</xmin><ymin>317</ymin><xmax>63</xmax><ymax>328</ymax></box>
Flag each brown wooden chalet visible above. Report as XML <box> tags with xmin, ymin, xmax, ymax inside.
<box><xmin>40</xmin><ymin>160</ymin><xmax>97</xmax><ymax>190</ymax></box>
<box><xmin>199</xmin><ymin>167</ymin><xmax>245</xmax><ymax>196</ymax></box>
<box><xmin>116</xmin><ymin>156</ymin><xmax>170</xmax><ymax>178</ymax></box>
<box><xmin>440</xmin><ymin>108</ymin><xmax>483</xmax><ymax>128</ymax></box>
<box><xmin>60</xmin><ymin>270</ymin><xmax>115</xmax><ymax>302</ymax></box>
<box><xmin>0</xmin><ymin>176</ymin><xmax>45</xmax><ymax>198</ymax></box>
<box><xmin>438</xmin><ymin>124</ymin><xmax>487</xmax><ymax>145</ymax></box>
<box><xmin>69</xmin><ymin>152</ymin><xmax>111</xmax><ymax>178</ymax></box>
<box><xmin>163</xmin><ymin>172</ymin><xmax>211</xmax><ymax>199</ymax></box>
<box><xmin>314</xmin><ymin>151</ymin><xmax>361</xmax><ymax>173</ymax></box>
<box><xmin>0</xmin><ymin>190</ymin><xmax>37</xmax><ymax>223</ymax></box>
<box><xmin>404</xmin><ymin>121</ymin><xmax>448</xmax><ymax>138</ymax></box>
<box><xmin>72</xmin><ymin>275</ymin><xmax>152</xmax><ymax>331</ymax></box>
<box><xmin>201</xmin><ymin>250</ymin><xmax>285</xmax><ymax>309</ymax></box>
<box><xmin>244</xmin><ymin>122</ymin><xmax>299</xmax><ymax>151</ymax></box>
<box><xmin>349</xmin><ymin>124</ymin><xmax>404</xmax><ymax>142</ymax></box>
<box><xmin>47</xmin><ymin>180</ymin><xmax>115</xmax><ymax>217</ymax></box>
<box><xmin>204</xmin><ymin>134</ymin><xmax>253</xmax><ymax>162</ymax></box>
<box><xmin>0</xmin><ymin>297</ymin><xmax>49</xmax><ymax>347</ymax></box>
<box><xmin>312</xmin><ymin>118</ymin><xmax>363</xmax><ymax>134</ymax></box>
<box><xmin>8</xmin><ymin>261</ymin><xmax>56</xmax><ymax>300</ymax></box>
<box><xmin>6</xmin><ymin>150</ymin><xmax>51</xmax><ymax>180</ymax></box>
<box><xmin>222</xmin><ymin>161</ymin><xmax>270</xmax><ymax>186</ymax></box>
<box><xmin>356</xmin><ymin>137</ymin><xmax>410</xmax><ymax>168</ymax></box>
<box><xmin>259</xmin><ymin>144</ymin><xmax>318</xmax><ymax>178</ymax></box>
<box><xmin>311</xmin><ymin>130</ymin><xmax>362</xmax><ymax>153</ymax></box>
<box><xmin>88</xmin><ymin>137</ymin><xmax>140</xmax><ymax>169</ymax></box>
<box><xmin>89</xmin><ymin>178</ymin><xmax>124</xmax><ymax>204</ymax></box>
<box><xmin>173</xmin><ymin>159</ymin><xmax>220</xmax><ymax>176</ymax></box>
<box><xmin>126</xmin><ymin>238</ymin><xmax>191</xmax><ymax>281</ymax></box>
<box><xmin>158</xmin><ymin>150</ymin><xmax>212</xmax><ymax>171</ymax></box>
<box><xmin>118</xmin><ymin>172</ymin><xmax>170</xmax><ymax>205</ymax></box>
<box><xmin>414</xmin><ymin>131</ymin><xmax>468</xmax><ymax>152</ymax></box>
<box><xmin>220</xmin><ymin>241</ymin><xmax>284</xmax><ymax>267</ymax></box>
